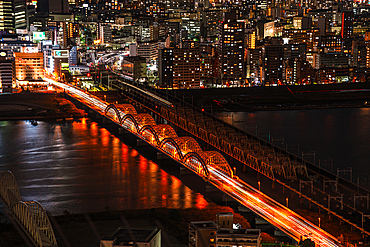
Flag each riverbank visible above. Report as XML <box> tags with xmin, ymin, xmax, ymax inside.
<box><xmin>0</xmin><ymin>205</ymin><xmax>275</xmax><ymax>247</ymax></box>
<box><xmin>0</xmin><ymin>206</ymin><xmax>365</xmax><ymax>246</ymax></box>
<box><xmin>0</xmin><ymin>92</ymin><xmax>86</xmax><ymax>120</ymax></box>
<box><xmin>164</xmin><ymin>82</ymin><xmax>370</xmax><ymax>112</ymax></box>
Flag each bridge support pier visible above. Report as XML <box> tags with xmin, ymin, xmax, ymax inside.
<box><xmin>137</xmin><ymin>139</ymin><xmax>147</xmax><ymax>147</ymax></box>
<box><xmin>180</xmin><ymin>167</ymin><xmax>193</xmax><ymax>175</ymax></box>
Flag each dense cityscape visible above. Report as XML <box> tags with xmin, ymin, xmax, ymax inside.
<box><xmin>1</xmin><ymin>0</ymin><xmax>370</xmax><ymax>247</ymax></box>
<box><xmin>1</xmin><ymin>0</ymin><xmax>370</xmax><ymax>90</ymax></box>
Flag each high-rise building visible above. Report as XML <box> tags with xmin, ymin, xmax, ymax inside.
<box><xmin>137</xmin><ymin>41</ymin><xmax>159</xmax><ymax>64</ymax></box>
<box><xmin>98</xmin><ymin>23</ymin><xmax>112</xmax><ymax>44</ymax></box>
<box><xmin>341</xmin><ymin>11</ymin><xmax>353</xmax><ymax>39</ymax></box>
<box><xmin>14</xmin><ymin>48</ymin><xmax>44</xmax><ymax>81</ymax></box>
<box><xmin>263</xmin><ymin>43</ymin><xmax>284</xmax><ymax>85</ymax></box>
<box><xmin>158</xmin><ymin>48</ymin><xmax>174</xmax><ymax>88</ymax></box>
<box><xmin>0</xmin><ymin>0</ymin><xmax>27</xmax><ymax>32</ymax></box>
<box><xmin>319</xmin><ymin>34</ymin><xmax>343</xmax><ymax>53</ymax></box>
<box><xmin>0</xmin><ymin>0</ymin><xmax>14</xmax><ymax>32</ymax></box>
<box><xmin>0</xmin><ymin>52</ymin><xmax>15</xmax><ymax>93</ymax></box>
<box><xmin>69</xmin><ymin>46</ymin><xmax>78</xmax><ymax>66</ymax></box>
<box><xmin>218</xmin><ymin>11</ymin><xmax>245</xmax><ymax>85</ymax></box>
<box><xmin>14</xmin><ymin>0</ymin><xmax>27</xmax><ymax>30</ymax></box>
<box><xmin>172</xmin><ymin>47</ymin><xmax>200</xmax><ymax>88</ymax></box>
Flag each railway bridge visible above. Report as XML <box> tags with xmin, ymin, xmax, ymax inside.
<box><xmin>45</xmin><ymin>77</ymin><xmax>366</xmax><ymax>247</ymax></box>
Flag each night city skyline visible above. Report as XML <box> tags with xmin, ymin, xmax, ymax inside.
<box><xmin>1</xmin><ymin>0</ymin><xmax>370</xmax><ymax>247</ymax></box>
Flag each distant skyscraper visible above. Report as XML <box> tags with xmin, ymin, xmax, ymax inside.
<box><xmin>158</xmin><ymin>48</ymin><xmax>174</xmax><ymax>88</ymax></box>
<box><xmin>37</xmin><ymin>0</ymin><xmax>69</xmax><ymax>13</ymax></box>
<box><xmin>14</xmin><ymin>0</ymin><xmax>27</xmax><ymax>29</ymax></box>
<box><xmin>0</xmin><ymin>0</ymin><xmax>14</xmax><ymax>32</ymax></box>
<box><xmin>218</xmin><ymin>11</ymin><xmax>245</xmax><ymax>85</ymax></box>
<box><xmin>341</xmin><ymin>11</ymin><xmax>353</xmax><ymax>39</ymax></box>
<box><xmin>263</xmin><ymin>43</ymin><xmax>284</xmax><ymax>85</ymax></box>
<box><xmin>0</xmin><ymin>0</ymin><xmax>27</xmax><ymax>32</ymax></box>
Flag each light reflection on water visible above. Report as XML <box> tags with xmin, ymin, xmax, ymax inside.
<box><xmin>0</xmin><ymin>119</ymin><xmax>209</xmax><ymax>215</ymax></box>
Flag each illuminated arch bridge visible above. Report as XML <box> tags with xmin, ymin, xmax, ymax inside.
<box><xmin>104</xmin><ymin>104</ymin><xmax>233</xmax><ymax>180</ymax></box>
<box><xmin>0</xmin><ymin>171</ymin><xmax>57</xmax><ymax>247</ymax></box>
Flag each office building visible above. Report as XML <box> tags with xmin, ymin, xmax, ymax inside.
<box><xmin>0</xmin><ymin>52</ymin><xmax>15</xmax><ymax>93</ymax></box>
<box><xmin>14</xmin><ymin>48</ymin><xmax>44</xmax><ymax>81</ymax></box>
<box><xmin>172</xmin><ymin>47</ymin><xmax>200</xmax><ymax>88</ymax></box>
<box><xmin>98</xmin><ymin>23</ymin><xmax>112</xmax><ymax>44</ymax></box>
<box><xmin>341</xmin><ymin>11</ymin><xmax>353</xmax><ymax>39</ymax></box>
<box><xmin>100</xmin><ymin>227</ymin><xmax>161</xmax><ymax>247</ymax></box>
<box><xmin>122</xmin><ymin>56</ymin><xmax>147</xmax><ymax>82</ymax></box>
<box><xmin>0</xmin><ymin>0</ymin><xmax>27</xmax><ymax>32</ymax></box>
<box><xmin>218</xmin><ymin>11</ymin><xmax>245</xmax><ymax>85</ymax></box>
<box><xmin>137</xmin><ymin>41</ymin><xmax>159</xmax><ymax>64</ymax></box>
<box><xmin>263</xmin><ymin>43</ymin><xmax>284</xmax><ymax>85</ymax></box>
<box><xmin>158</xmin><ymin>48</ymin><xmax>174</xmax><ymax>88</ymax></box>
<box><xmin>14</xmin><ymin>0</ymin><xmax>27</xmax><ymax>30</ymax></box>
<box><xmin>189</xmin><ymin>212</ymin><xmax>261</xmax><ymax>247</ymax></box>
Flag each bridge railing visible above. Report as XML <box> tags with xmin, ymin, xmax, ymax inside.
<box><xmin>124</xmin><ymin>82</ymin><xmax>370</xmax><ymax>195</ymax></box>
<box><xmin>0</xmin><ymin>171</ymin><xmax>58</xmax><ymax>247</ymax></box>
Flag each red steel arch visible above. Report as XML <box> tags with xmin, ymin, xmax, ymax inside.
<box><xmin>121</xmin><ymin>113</ymin><xmax>156</xmax><ymax>133</ymax></box>
<box><xmin>105</xmin><ymin>104</ymin><xmax>122</xmax><ymax>122</ymax></box>
<box><xmin>133</xmin><ymin>113</ymin><xmax>156</xmax><ymax>129</ymax></box>
<box><xmin>161</xmin><ymin>137</ymin><xmax>202</xmax><ymax>158</ymax></box>
<box><xmin>140</xmin><ymin>125</ymin><xmax>160</xmax><ymax>146</ymax></box>
<box><xmin>121</xmin><ymin>114</ymin><xmax>139</xmax><ymax>133</ymax></box>
<box><xmin>183</xmin><ymin>152</ymin><xmax>210</xmax><ymax>178</ymax></box>
<box><xmin>150</xmin><ymin>124</ymin><xmax>178</xmax><ymax>141</ymax></box>
<box><xmin>115</xmin><ymin>104</ymin><xmax>137</xmax><ymax>115</ymax></box>
<box><xmin>140</xmin><ymin>124</ymin><xmax>178</xmax><ymax>147</ymax></box>
<box><xmin>196</xmin><ymin>151</ymin><xmax>233</xmax><ymax>178</ymax></box>
<box><xmin>160</xmin><ymin>138</ymin><xmax>184</xmax><ymax>160</ymax></box>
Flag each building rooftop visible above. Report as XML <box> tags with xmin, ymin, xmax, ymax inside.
<box><xmin>105</xmin><ymin>227</ymin><xmax>160</xmax><ymax>245</ymax></box>
<box><xmin>190</xmin><ymin>221</ymin><xmax>218</xmax><ymax>229</ymax></box>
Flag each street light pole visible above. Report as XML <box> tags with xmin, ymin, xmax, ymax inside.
<box><xmin>318</xmin><ymin>217</ymin><xmax>321</xmax><ymax>228</ymax></box>
<box><xmin>286</xmin><ymin>197</ymin><xmax>288</xmax><ymax>208</ymax></box>
<box><xmin>258</xmin><ymin>181</ymin><xmax>261</xmax><ymax>191</ymax></box>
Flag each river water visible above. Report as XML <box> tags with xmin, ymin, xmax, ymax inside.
<box><xmin>1</xmin><ymin>107</ymin><xmax>369</xmax><ymax>215</ymax></box>
<box><xmin>217</xmin><ymin>107</ymin><xmax>370</xmax><ymax>187</ymax></box>
<box><xmin>0</xmin><ymin>119</ymin><xmax>208</xmax><ymax>215</ymax></box>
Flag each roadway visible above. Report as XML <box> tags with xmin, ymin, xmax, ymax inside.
<box><xmin>45</xmin><ymin>78</ymin><xmax>342</xmax><ymax>247</ymax></box>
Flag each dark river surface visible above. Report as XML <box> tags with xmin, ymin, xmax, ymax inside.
<box><xmin>0</xmin><ymin>119</ymin><xmax>209</xmax><ymax>215</ymax></box>
<box><xmin>1</xmin><ymin>107</ymin><xmax>370</xmax><ymax>215</ymax></box>
<box><xmin>217</xmin><ymin>107</ymin><xmax>370</xmax><ymax>187</ymax></box>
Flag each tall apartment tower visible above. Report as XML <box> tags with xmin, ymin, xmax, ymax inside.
<box><xmin>0</xmin><ymin>53</ymin><xmax>15</xmax><ymax>93</ymax></box>
<box><xmin>263</xmin><ymin>43</ymin><xmax>284</xmax><ymax>85</ymax></box>
<box><xmin>98</xmin><ymin>23</ymin><xmax>112</xmax><ymax>44</ymax></box>
<box><xmin>341</xmin><ymin>11</ymin><xmax>353</xmax><ymax>39</ymax></box>
<box><xmin>0</xmin><ymin>0</ymin><xmax>27</xmax><ymax>32</ymax></box>
<box><xmin>218</xmin><ymin>11</ymin><xmax>245</xmax><ymax>85</ymax></box>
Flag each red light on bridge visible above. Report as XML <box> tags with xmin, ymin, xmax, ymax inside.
<box><xmin>202</xmin><ymin>109</ymin><xmax>204</xmax><ymax>112</ymax></box>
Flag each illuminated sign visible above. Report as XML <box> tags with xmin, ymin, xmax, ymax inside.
<box><xmin>61</xmin><ymin>63</ymin><xmax>69</xmax><ymax>69</ymax></box>
<box><xmin>53</xmin><ymin>50</ymin><xmax>69</xmax><ymax>58</ymax></box>
<box><xmin>33</xmin><ymin>32</ymin><xmax>46</xmax><ymax>40</ymax></box>
<box><xmin>21</xmin><ymin>47</ymin><xmax>38</xmax><ymax>53</ymax></box>
<box><xmin>94</xmin><ymin>39</ymin><xmax>101</xmax><ymax>45</ymax></box>
<box><xmin>16</xmin><ymin>29</ymin><xmax>28</xmax><ymax>35</ymax></box>
<box><xmin>0</xmin><ymin>51</ymin><xmax>7</xmax><ymax>57</ymax></box>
